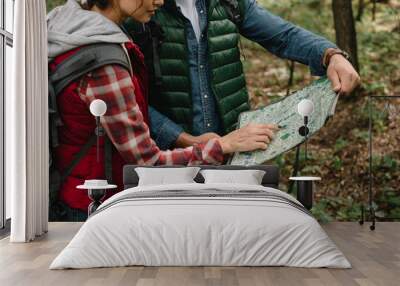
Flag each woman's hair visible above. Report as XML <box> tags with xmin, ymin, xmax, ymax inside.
<box><xmin>81</xmin><ymin>0</ymin><xmax>144</xmax><ymax>14</ymax></box>
<box><xmin>82</xmin><ymin>0</ymin><xmax>110</xmax><ymax>10</ymax></box>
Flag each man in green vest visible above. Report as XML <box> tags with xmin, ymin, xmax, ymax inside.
<box><xmin>125</xmin><ymin>0</ymin><xmax>360</xmax><ymax>150</ymax></box>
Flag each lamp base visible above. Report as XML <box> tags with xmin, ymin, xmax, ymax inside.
<box><xmin>87</xmin><ymin>189</ymin><xmax>107</xmax><ymax>216</ymax></box>
<box><xmin>298</xmin><ymin>126</ymin><xmax>309</xmax><ymax>137</ymax></box>
<box><xmin>296</xmin><ymin>180</ymin><xmax>313</xmax><ymax>210</ymax></box>
<box><xmin>289</xmin><ymin>177</ymin><xmax>321</xmax><ymax>210</ymax></box>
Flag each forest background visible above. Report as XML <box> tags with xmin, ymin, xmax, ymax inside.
<box><xmin>46</xmin><ymin>0</ymin><xmax>400</xmax><ymax>222</ymax></box>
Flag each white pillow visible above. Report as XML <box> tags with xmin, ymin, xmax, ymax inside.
<box><xmin>135</xmin><ymin>167</ymin><xmax>201</xmax><ymax>186</ymax></box>
<box><xmin>200</xmin><ymin>169</ymin><xmax>266</xmax><ymax>185</ymax></box>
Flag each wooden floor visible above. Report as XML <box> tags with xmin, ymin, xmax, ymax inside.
<box><xmin>0</xmin><ymin>222</ymin><xmax>398</xmax><ymax>286</ymax></box>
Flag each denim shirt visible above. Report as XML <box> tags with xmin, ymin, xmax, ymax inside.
<box><xmin>150</xmin><ymin>0</ymin><xmax>337</xmax><ymax>150</ymax></box>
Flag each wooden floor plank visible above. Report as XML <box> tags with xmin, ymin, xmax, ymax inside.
<box><xmin>0</xmin><ymin>222</ymin><xmax>399</xmax><ymax>286</ymax></box>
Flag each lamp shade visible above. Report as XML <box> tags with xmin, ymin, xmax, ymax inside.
<box><xmin>297</xmin><ymin>99</ymin><xmax>314</xmax><ymax>117</ymax></box>
<box><xmin>90</xmin><ymin>99</ymin><xmax>107</xmax><ymax>117</ymax></box>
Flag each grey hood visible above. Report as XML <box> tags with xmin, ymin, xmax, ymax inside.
<box><xmin>47</xmin><ymin>0</ymin><xmax>129</xmax><ymax>59</ymax></box>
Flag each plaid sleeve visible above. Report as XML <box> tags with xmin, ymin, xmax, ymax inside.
<box><xmin>78</xmin><ymin>64</ymin><xmax>224</xmax><ymax>166</ymax></box>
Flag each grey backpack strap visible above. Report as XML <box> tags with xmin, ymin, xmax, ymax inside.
<box><xmin>50</xmin><ymin>43</ymin><xmax>131</xmax><ymax>96</ymax></box>
<box><xmin>48</xmin><ymin>81</ymin><xmax>63</xmax><ymax>148</ymax></box>
<box><xmin>60</xmin><ymin>134</ymin><xmax>97</xmax><ymax>184</ymax></box>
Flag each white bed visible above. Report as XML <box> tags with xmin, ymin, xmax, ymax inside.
<box><xmin>50</xmin><ymin>183</ymin><xmax>351</xmax><ymax>269</ymax></box>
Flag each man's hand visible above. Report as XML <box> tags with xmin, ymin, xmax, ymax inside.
<box><xmin>326</xmin><ymin>53</ymin><xmax>361</xmax><ymax>95</ymax></box>
<box><xmin>176</xmin><ymin>132</ymin><xmax>221</xmax><ymax>148</ymax></box>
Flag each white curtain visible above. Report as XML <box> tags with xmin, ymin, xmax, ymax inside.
<box><xmin>8</xmin><ymin>0</ymin><xmax>49</xmax><ymax>242</ymax></box>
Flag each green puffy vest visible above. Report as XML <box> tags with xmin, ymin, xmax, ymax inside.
<box><xmin>152</xmin><ymin>0</ymin><xmax>250</xmax><ymax>134</ymax></box>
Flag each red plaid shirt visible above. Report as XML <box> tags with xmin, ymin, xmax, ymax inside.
<box><xmin>77</xmin><ymin>64</ymin><xmax>224</xmax><ymax>166</ymax></box>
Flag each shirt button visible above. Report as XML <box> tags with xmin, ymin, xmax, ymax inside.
<box><xmin>207</xmin><ymin>123</ymin><xmax>211</xmax><ymax>127</ymax></box>
<box><xmin>204</xmin><ymin>94</ymin><xmax>208</xmax><ymax>98</ymax></box>
<box><xmin>200</xmin><ymin>65</ymin><xmax>204</xmax><ymax>69</ymax></box>
<box><xmin>200</xmin><ymin>10</ymin><xmax>204</xmax><ymax>14</ymax></box>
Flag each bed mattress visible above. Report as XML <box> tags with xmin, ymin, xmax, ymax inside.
<box><xmin>50</xmin><ymin>183</ymin><xmax>351</xmax><ymax>269</ymax></box>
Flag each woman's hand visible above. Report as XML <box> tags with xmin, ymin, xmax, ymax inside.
<box><xmin>218</xmin><ymin>124</ymin><xmax>279</xmax><ymax>154</ymax></box>
<box><xmin>176</xmin><ymin>132</ymin><xmax>221</xmax><ymax>148</ymax></box>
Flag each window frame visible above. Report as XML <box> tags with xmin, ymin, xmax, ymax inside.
<box><xmin>0</xmin><ymin>0</ymin><xmax>13</xmax><ymax>233</ymax></box>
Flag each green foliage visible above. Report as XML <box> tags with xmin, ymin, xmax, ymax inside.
<box><xmin>336</xmin><ymin>200</ymin><xmax>362</xmax><ymax>221</ymax></box>
<box><xmin>351</xmin><ymin>128</ymin><xmax>369</xmax><ymax>142</ymax></box>
<box><xmin>47</xmin><ymin>0</ymin><xmax>66</xmax><ymax>12</ymax></box>
<box><xmin>312</xmin><ymin>196</ymin><xmax>363</xmax><ymax>222</ymax></box>
<box><xmin>301</xmin><ymin>164</ymin><xmax>322</xmax><ymax>175</ymax></box>
<box><xmin>334</xmin><ymin>138</ymin><xmax>349</xmax><ymax>153</ymax></box>
<box><xmin>312</xmin><ymin>199</ymin><xmax>333</xmax><ymax>223</ymax></box>
<box><xmin>355</xmin><ymin>101</ymin><xmax>389</xmax><ymax>132</ymax></box>
<box><xmin>382</xmin><ymin>155</ymin><xmax>398</xmax><ymax>170</ymax></box>
<box><xmin>254</xmin><ymin>90</ymin><xmax>264</xmax><ymax>97</ymax></box>
<box><xmin>376</xmin><ymin>188</ymin><xmax>400</xmax><ymax>219</ymax></box>
<box><xmin>273</xmin><ymin>154</ymin><xmax>286</xmax><ymax>170</ymax></box>
<box><xmin>268</xmin><ymin>95</ymin><xmax>286</xmax><ymax>104</ymax></box>
<box><xmin>331</xmin><ymin>156</ymin><xmax>343</xmax><ymax>171</ymax></box>
<box><xmin>359</xmin><ymin>30</ymin><xmax>400</xmax><ymax>89</ymax></box>
<box><xmin>372</xmin><ymin>154</ymin><xmax>399</xmax><ymax>172</ymax></box>
<box><xmin>259</xmin><ymin>0</ymin><xmax>335</xmax><ymax>40</ymax></box>
<box><xmin>363</xmin><ymin>82</ymin><xmax>388</xmax><ymax>94</ymax></box>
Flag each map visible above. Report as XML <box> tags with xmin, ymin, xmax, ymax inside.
<box><xmin>229</xmin><ymin>77</ymin><xmax>339</xmax><ymax>166</ymax></box>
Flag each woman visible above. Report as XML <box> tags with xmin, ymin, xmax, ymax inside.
<box><xmin>47</xmin><ymin>0</ymin><xmax>278</xmax><ymax>220</ymax></box>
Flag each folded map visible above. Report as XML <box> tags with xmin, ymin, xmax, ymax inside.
<box><xmin>229</xmin><ymin>77</ymin><xmax>339</xmax><ymax>166</ymax></box>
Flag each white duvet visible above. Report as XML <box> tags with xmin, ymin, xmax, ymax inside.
<box><xmin>50</xmin><ymin>183</ymin><xmax>351</xmax><ymax>269</ymax></box>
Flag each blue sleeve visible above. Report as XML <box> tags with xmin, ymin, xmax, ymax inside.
<box><xmin>149</xmin><ymin>106</ymin><xmax>184</xmax><ymax>150</ymax></box>
<box><xmin>240</xmin><ymin>0</ymin><xmax>337</xmax><ymax>76</ymax></box>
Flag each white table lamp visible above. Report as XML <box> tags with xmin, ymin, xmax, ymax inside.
<box><xmin>297</xmin><ymin>99</ymin><xmax>314</xmax><ymax>161</ymax></box>
<box><xmin>297</xmin><ymin>99</ymin><xmax>314</xmax><ymax>117</ymax></box>
<box><xmin>89</xmin><ymin>99</ymin><xmax>107</xmax><ymax>162</ymax></box>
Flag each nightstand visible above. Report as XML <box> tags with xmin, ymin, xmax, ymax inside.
<box><xmin>289</xmin><ymin>176</ymin><xmax>321</xmax><ymax>210</ymax></box>
<box><xmin>77</xmin><ymin>180</ymin><xmax>117</xmax><ymax>216</ymax></box>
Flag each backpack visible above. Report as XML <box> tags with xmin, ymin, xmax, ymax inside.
<box><xmin>48</xmin><ymin>43</ymin><xmax>131</xmax><ymax>221</ymax></box>
<box><xmin>220</xmin><ymin>0</ymin><xmax>243</xmax><ymax>27</ymax></box>
<box><xmin>121</xmin><ymin>0</ymin><xmax>243</xmax><ymax>97</ymax></box>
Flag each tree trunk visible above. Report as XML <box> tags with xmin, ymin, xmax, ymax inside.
<box><xmin>372</xmin><ymin>0</ymin><xmax>377</xmax><ymax>21</ymax></box>
<box><xmin>332</xmin><ymin>0</ymin><xmax>360</xmax><ymax>72</ymax></box>
<box><xmin>286</xmin><ymin>61</ymin><xmax>295</xmax><ymax>96</ymax></box>
<box><xmin>356</xmin><ymin>0</ymin><xmax>365</xmax><ymax>21</ymax></box>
